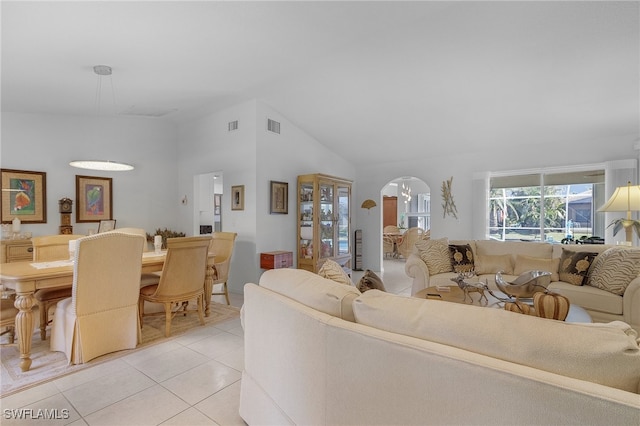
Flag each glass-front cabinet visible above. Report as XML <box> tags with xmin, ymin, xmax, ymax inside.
<box><xmin>297</xmin><ymin>173</ymin><xmax>352</xmax><ymax>273</ymax></box>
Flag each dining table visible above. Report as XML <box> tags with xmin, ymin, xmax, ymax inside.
<box><xmin>0</xmin><ymin>251</ymin><xmax>217</xmax><ymax>372</ymax></box>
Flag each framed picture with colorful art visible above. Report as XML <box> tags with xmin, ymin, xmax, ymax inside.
<box><xmin>1</xmin><ymin>168</ymin><xmax>47</xmax><ymax>223</ymax></box>
<box><xmin>75</xmin><ymin>175</ymin><xmax>113</xmax><ymax>222</ymax></box>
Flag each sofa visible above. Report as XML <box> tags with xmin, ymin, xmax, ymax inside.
<box><xmin>405</xmin><ymin>238</ymin><xmax>640</xmax><ymax>332</ymax></box>
<box><xmin>239</xmin><ymin>269</ymin><xmax>640</xmax><ymax>425</ymax></box>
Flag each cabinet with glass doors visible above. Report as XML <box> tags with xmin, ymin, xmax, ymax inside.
<box><xmin>297</xmin><ymin>174</ymin><xmax>352</xmax><ymax>273</ymax></box>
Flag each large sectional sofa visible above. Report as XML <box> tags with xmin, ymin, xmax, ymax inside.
<box><xmin>405</xmin><ymin>238</ymin><xmax>640</xmax><ymax>332</ymax></box>
<box><xmin>239</xmin><ymin>268</ymin><xmax>640</xmax><ymax>425</ymax></box>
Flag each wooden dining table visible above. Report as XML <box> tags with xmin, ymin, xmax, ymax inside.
<box><xmin>0</xmin><ymin>251</ymin><xmax>217</xmax><ymax>372</ymax></box>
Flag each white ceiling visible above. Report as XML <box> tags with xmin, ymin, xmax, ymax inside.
<box><xmin>2</xmin><ymin>1</ymin><xmax>638</xmax><ymax>166</ymax></box>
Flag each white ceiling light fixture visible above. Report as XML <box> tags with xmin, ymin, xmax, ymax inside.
<box><xmin>69</xmin><ymin>65</ymin><xmax>134</xmax><ymax>172</ymax></box>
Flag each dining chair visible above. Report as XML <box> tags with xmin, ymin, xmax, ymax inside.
<box><xmin>1</xmin><ymin>296</ymin><xmax>18</xmax><ymax>345</ymax></box>
<box><xmin>139</xmin><ymin>236</ymin><xmax>210</xmax><ymax>337</ymax></box>
<box><xmin>396</xmin><ymin>227</ymin><xmax>423</xmax><ymax>259</ymax></box>
<box><xmin>106</xmin><ymin>227</ymin><xmax>150</xmax><ymax>251</ymax></box>
<box><xmin>49</xmin><ymin>232</ymin><xmax>145</xmax><ymax>364</ymax></box>
<box><xmin>383</xmin><ymin>225</ymin><xmax>400</xmax><ymax>258</ymax></box>
<box><xmin>32</xmin><ymin>234</ymin><xmax>86</xmax><ymax>340</ymax></box>
<box><xmin>208</xmin><ymin>232</ymin><xmax>237</xmax><ymax>305</ymax></box>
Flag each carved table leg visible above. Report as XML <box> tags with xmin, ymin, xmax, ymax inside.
<box><xmin>204</xmin><ymin>263</ymin><xmax>214</xmax><ymax>317</ymax></box>
<box><xmin>14</xmin><ymin>292</ymin><xmax>35</xmax><ymax>372</ymax></box>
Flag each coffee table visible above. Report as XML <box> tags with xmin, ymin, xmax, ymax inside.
<box><xmin>414</xmin><ymin>285</ymin><xmax>592</xmax><ymax>324</ymax></box>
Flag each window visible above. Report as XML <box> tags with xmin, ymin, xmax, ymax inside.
<box><xmin>489</xmin><ymin>170</ymin><xmax>604</xmax><ymax>243</ymax></box>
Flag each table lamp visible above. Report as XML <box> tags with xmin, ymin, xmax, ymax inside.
<box><xmin>597</xmin><ymin>181</ymin><xmax>640</xmax><ymax>244</ymax></box>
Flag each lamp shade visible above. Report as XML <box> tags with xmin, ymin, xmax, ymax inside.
<box><xmin>597</xmin><ymin>182</ymin><xmax>640</xmax><ymax>212</ymax></box>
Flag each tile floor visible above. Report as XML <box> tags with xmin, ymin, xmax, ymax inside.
<box><xmin>0</xmin><ymin>259</ymin><xmax>411</xmax><ymax>425</ymax></box>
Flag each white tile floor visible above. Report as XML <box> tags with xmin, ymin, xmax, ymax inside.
<box><xmin>1</xmin><ymin>260</ymin><xmax>411</xmax><ymax>425</ymax></box>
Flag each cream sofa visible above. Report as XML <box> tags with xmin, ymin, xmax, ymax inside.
<box><xmin>239</xmin><ymin>269</ymin><xmax>640</xmax><ymax>425</ymax></box>
<box><xmin>405</xmin><ymin>239</ymin><xmax>640</xmax><ymax>332</ymax></box>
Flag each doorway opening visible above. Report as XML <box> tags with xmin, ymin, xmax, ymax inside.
<box><xmin>381</xmin><ymin>177</ymin><xmax>430</xmax><ymax>261</ymax></box>
<box><xmin>194</xmin><ymin>171</ymin><xmax>223</xmax><ymax>236</ymax></box>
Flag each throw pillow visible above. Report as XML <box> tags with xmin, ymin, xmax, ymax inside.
<box><xmin>357</xmin><ymin>269</ymin><xmax>386</xmax><ymax>293</ymax></box>
<box><xmin>587</xmin><ymin>247</ymin><xmax>640</xmax><ymax>296</ymax></box>
<box><xmin>414</xmin><ymin>237</ymin><xmax>452</xmax><ymax>275</ymax></box>
<box><xmin>318</xmin><ymin>259</ymin><xmax>353</xmax><ymax>286</ymax></box>
<box><xmin>449</xmin><ymin>244</ymin><xmax>474</xmax><ymax>273</ymax></box>
<box><xmin>474</xmin><ymin>254</ymin><xmax>513</xmax><ymax>275</ymax></box>
<box><xmin>513</xmin><ymin>255</ymin><xmax>560</xmax><ymax>282</ymax></box>
<box><xmin>558</xmin><ymin>249</ymin><xmax>598</xmax><ymax>286</ymax></box>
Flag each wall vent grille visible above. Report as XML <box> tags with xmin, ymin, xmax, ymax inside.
<box><xmin>267</xmin><ymin>119</ymin><xmax>281</xmax><ymax>134</ymax></box>
<box><xmin>228</xmin><ymin>120</ymin><xmax>239</xmax><ymax>131</ymax></box>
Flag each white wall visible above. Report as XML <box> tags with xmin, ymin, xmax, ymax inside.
<box><xmin>355</xmin><ymin>135</ymin><xmax>640</xmax><ymax>272</ymax></box>
<box><xmin>177</xmin><ymin>100</ymin><xmax>355</xmax><ymax>294</ymax></box>
<box><xmin>1</xmin><ymin>112</ymin><xmax>178</xmax><ymax>236</ymax></box>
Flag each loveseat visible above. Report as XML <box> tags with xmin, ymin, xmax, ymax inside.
<box><xmin>405</xmin><ymin>238</ymin><xmax>640</xmax><ymax>332</ymax></box>
<box><xmin>239</xmin><ymin>269</ymin><xmax>640</xmax><ymax>425</ymax></box>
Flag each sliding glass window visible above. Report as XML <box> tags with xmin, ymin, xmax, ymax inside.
<box><xmin>489</xmin><ymin>170</ymin><xmax>604</xmax><ymax>243</ymax></box>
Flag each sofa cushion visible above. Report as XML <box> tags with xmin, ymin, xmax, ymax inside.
<box><xmin>587</xmin><ymin>247</ymin><xmax>640</xmax><ymax>296</ymax></box>
<box><xmin>356</xmin><ymin>270</ymin><xmax>386</xmax><ymax>293</ymax></box>
<box><xmin>474</xmin><ymin>254</ymin><xmax>514</xmax><ymax>275</ymax></box>
<box><xmin>353</xmin><ymin>290</ymin><xmax>640</xmax><ymax>393</ymax></box>
<box><xmin>318</xmin><ymin>259</ymin><xmax>353</xmax><ymax>286</ymax></box>
<box><xmin>449</xmin><ymin>244</ymin><xmax>474</xmax><ymax>273</ymax></box>
<box><xmin>513</xmin><ymin>255</ymin><xmax>560</xmax><ymax>282</ymax></box>
<box><xmin>475</xmin><ymin>240</ymin><xmax>553</xmax><ymax>259</ymax></box>
<box><xmin>558</xmin><ymin>249</ymin><xmax>598</xmax><ymax>286</ymax></box>
<box><xmin>414</xmin><ymin>237</ymin><xmax>452</xmax><ymax>275</ymax></box>
<box><xmin>259</xmin><ymin>269</ymin><xmax>361</xmax><ymax>322</ymax></box>
<box><xmin>548</xmin><ymin>282</ymin><xmax>623</xmax><ymax>315</ymax></box>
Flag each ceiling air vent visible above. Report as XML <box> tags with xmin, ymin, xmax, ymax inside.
<box><xmin>228</xmin><ymin>120</ymin><xmax>238</xmax><ymax>131</ymax></box>
<box><xmin>267</xmin><ymin>118</ymin><xmax>281</xmax><ymax>134</ymax></box>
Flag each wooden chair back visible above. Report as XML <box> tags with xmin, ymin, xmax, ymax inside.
<box><xmin>32</xmin><ymin>234</ymin><xmax>86</xmax><ymax>261</ymax></box>
<box><xmin>209</xmin><ymin>232</ymin><xmax>237</xmax><ymax>283</ymax></box>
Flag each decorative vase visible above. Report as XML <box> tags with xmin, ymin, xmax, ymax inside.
<box><xmin>533</xmin><ymin>292</ymin><xmax>570</xmax><ymax>321</ymax></box>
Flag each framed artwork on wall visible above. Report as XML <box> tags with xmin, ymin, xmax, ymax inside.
<box><xmin>76</xmin><ymin>175</ymin><xmax>113</xmax><ymax>222</ymax></box>
<box><xmin>214</xmin><ymin>193</ymin><xmax>221</xmax><ymax>215</ymax></box>
<box><xmin>1</xmin><ymin>168</ymin><xmax>47</xmax><ymax>223</ymax></box>
<box><xmin>231</xmin><ymin>185</ymin><xmax>244</xmax><ymax>211</ymax></box>
<box><xmin>270</xmin><ymin>180</ymin><xmax>288</xmax><ymax>214</ymax></box>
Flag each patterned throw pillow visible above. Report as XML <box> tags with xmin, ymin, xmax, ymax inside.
<box><xmin>449</xmin><ymin>244</ymin><xmax>474</xmax><ymax>273</ymax></box>
<box><xmin>414</xmin><ymin>237</ymin><xmax>452</xmax><ymax>275</ymax></box>
<box><xmin>357</xmin><ymin>270</ymin><xmax>386</xmax><ymax>293</ymax></box>
<box><xmin>318</xmin><ymin>259</ymin><xmax>353</xmax><ymax>286</ymax></box>
<box><xmin>587</xmin><ymin>247</ymin><xmax>640</xmax><ymax>296</ymax></box>
<box><xmin>558</xmin><ymin>249</ymin><xmax>598</xmax><ymax>286</ymax></box>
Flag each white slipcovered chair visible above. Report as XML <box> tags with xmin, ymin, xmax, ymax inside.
<box><xmin>32</xmin><ymin>234</ymin><xmax>86</xmax><ymax>340</ymax></box>
<box><xmin>106</xmin><ymin>227</ymin><xmax>150</xmax><ymax>252</ymax></box>
<box><xmin>50</xmin><ymin>232</ymin><xmax>145</xmax><ymax>364</ymax></box>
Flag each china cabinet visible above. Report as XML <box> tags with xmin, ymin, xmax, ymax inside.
<box><xmin>297</xmin><ymin>173</ymin><xmax>352</xmax><ymax>273</ymax></box>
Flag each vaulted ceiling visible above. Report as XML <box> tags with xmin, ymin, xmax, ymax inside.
<box><xmin>2</xmin><ymin>1</ymin><xmax>638</xmax><ymax>166</ymax></box>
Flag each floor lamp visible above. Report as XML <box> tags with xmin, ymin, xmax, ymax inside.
<box><xmin>597</xmin><ymin>181</ymin><xmax>640</xmax><ymax>245</ymax></box>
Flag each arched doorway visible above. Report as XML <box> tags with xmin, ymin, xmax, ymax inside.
<box><xmin>381</xmin><ymin>176</ymin><xmax>430</xmax><ymax>260</ymax></box>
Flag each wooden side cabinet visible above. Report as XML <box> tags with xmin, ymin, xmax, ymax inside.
<box><xmin>260</xmin><ymin>251</ymin><xmax>293</xmax><ymax>269</ymax></box>
<box><xmin>1</xmin><ymin>239</ymin><xmax>33</xmax><ymax>263</ymax></box>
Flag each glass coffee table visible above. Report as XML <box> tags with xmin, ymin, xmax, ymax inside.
<box><xmin>414</xmin><ymin>285</ymin><xmax>592</xmax><ymax>324</ymax></box>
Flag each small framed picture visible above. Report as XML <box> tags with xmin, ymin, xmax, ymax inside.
<box><xmin>76</xmin><ymin>175</ymin><xmax>113</xmax><ymax>222</ymax></box>
<box><xmin>231</xmin><ymin>185</ymin><xmax>244</xmax><ymax>211</ymax></box>
<box><xmin>1</xmin><ymin>169</ymin><xmax>47</xmax><ymax>223</ymax></box>
<box><xmin>214</xmin><ymin>193</ymin><xmax>222</xmax><ymax>215</ymax></box>
<box><xmin>270</xmin><ymin>181</ymin><xmax>288</xmax><ymax>214</ymax></box>
<box><xmin>98</xmin><ymin>219</ymin><xmax>116</xmax><ymax>233</ymax></box>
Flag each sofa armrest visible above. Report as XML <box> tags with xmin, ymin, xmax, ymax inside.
<box><xmin>623</xmin><ymin>276</ymin><xmax>640</xmax><ymax>330</ymax></box>
<box><xmin>405</xmin><ymin>253</ymin><xmax>430</xmax><ymax>295</ymax></box>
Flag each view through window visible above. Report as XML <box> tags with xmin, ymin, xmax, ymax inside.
<box><xmin>489</xmin><ymin>170</ymin><xmax>604</xmax><ymax>243</ymax></box>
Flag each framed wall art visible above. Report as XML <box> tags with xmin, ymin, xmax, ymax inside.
<box><xmin>76</xmin><ymin>175</ymin><xmax>113</xmax><ymax>222</ymax></box>
<box><xmin>270</xmin><ymin>180</ymin><xmax>288</xmax><ymax>214</ymax></box>
<box><xmin>214</xmin><ymin>193</ymin><xmax>221</xmax><ymax>215</ymax></box>
<box><xmin>231</xmin><ymin>185</ymin><xmax>244</xmax><ymax>211</ymax></box>
<box><xmin>1</xmin><ymin>168</ymin><xmax>47</xmax><ymax>223</ymax></box>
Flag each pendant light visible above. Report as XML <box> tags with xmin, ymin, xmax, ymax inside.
<box><xmin>69</xmin><ymin>65</ymin><xmax>134</xmax><ymax>171</ymax></box>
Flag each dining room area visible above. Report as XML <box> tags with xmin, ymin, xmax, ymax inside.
<box><xmin>0</xmin><ymin>228</ymin><xmax>240</xmax><ymax>397</ymax></box>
